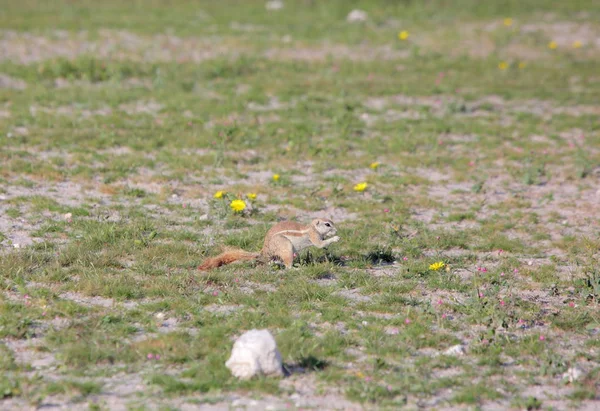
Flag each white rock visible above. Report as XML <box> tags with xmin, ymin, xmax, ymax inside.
<box><xmin>63</xmin><ymin>212</ymin><xmax>73</xmax><ymax>221</ymax></box>
<box><xmin>385</xmin><ymin>326</ymin><xmax>400</xmax><ymax>335</ymax></box>
<box><xmin>563</xmin><ymin>367</ymin><xmax>584</xmax><ymax>383</ymax></box>
<box><xmin>443</xmin><ymin>344</ymin><xmax>466</xmax><ymax>356</ymax></box>
<box><xmin>199</xmin><ymin>214</ymin><xmax>209</xmax><ymax>221</ymax></box>
<box><xmin>347</xmin><ymin>9</ymin><xmax>368</xmax><ymax>23</ymax></box>
<box><xmin>155</xmin><ymin>312</ymin><xmax>165</xmax><ymax>320</ymax></box>
<box><xmin>13</xmin><ymin>243</ymin><xmax>21</xmax><ymax>249</ymax></box>
<box><xmin>226</xmin><ymin>329</ymin><xmax>283</xmax><ymax>379</ymax></box>
<box><xmin>266</xmin><ymin>0</ymin><xmax>283</xmax><ymax>10</ymax></box>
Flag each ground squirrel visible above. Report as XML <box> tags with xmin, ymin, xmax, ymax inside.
<box><xmin>198</xmin><ymin>218</ymin><xmax>340</xmax><ymax>270</ymax></box>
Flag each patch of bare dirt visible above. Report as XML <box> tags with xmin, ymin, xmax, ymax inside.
<box><xmin>0</xmin><ymin>30</ymin><xmax>234</xmax><ymax>64</ymax></box>
<box><xmin>264</xmin><ymin>43</ymin><xmax>410</xmax><ymax>62</ymax></box>
<box><xmin>0</xmin><ymin>73</ymin><xmax>27</xmax><ymax>90</ymax></box>
<box><xmin>520</xmin><ymin>21</ymin><xmax>600</xmax><ymax>49</ymax></box>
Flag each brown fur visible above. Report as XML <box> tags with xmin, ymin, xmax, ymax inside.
<box><xmin>197</xmin><ymin>248</ymin><xmax>259</xmax><ymax>271</ymax></box>
<box><xmin>198</xmin><ymin>219</ymin><xmax>339</xmax><ymax>271</ymax></box>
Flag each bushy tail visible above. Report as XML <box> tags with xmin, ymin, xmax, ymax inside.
<box><xmin>198</xmin><ymin>247</ymin><xmax>259</xmax><ymax>271</ymax></box>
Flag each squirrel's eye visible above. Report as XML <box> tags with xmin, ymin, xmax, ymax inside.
<box><xmin>324</xmin><ymin>223</ymin><xmax>331</xmax><ymax>227</ymax></box>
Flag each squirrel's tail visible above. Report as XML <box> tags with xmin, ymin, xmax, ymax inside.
<box><xmin>198</xmin><ymin>247</ymin><xmax>260</xmax><ymax>271</ymax></box>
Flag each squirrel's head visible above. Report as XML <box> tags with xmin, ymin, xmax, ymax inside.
<box><xmin>312</xmin><ymin>218</ymin><xmax>337</xmax><ymax>237</ymax></box>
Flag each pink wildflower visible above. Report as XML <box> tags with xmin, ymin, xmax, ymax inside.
<box><xmin>539</xmin><ymin>335</ymin><xmax>545</xmax><ymax>341</ymax></box>
<box><xmin>212</xmin><ymin>291</ymin><xmax>219</xmax><ymax>296</ymax></box>
<box><xmin>147</xmin><ymin>353</ymin><xmax>154</xmax><ymax>360</ymax></box>
<box><xmin>568</xmin><ymin>302</ymin><xmax>575</xmax><ymax>308</ymax></box>
<box><xmin>405</xmin><ymin>318</ymin><xmax>411</xmax><ymax>324</ymax></box>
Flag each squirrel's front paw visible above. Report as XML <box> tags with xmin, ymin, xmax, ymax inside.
<box><xmin>331</xmin><ymin>236</ymin><xmax>340</xmax><ymax>243</ymax></box>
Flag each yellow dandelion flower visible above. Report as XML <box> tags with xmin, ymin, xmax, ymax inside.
<box><xmin>503</xmin><ymin>18</ymin><xmax>513</xmax><ymax>27</ymax></box>
<box><xmin>398</xmin><ymin>30</ymin><xmax>409</xmax><ymax>40</ymax></box>
<box><xmin>548</xmin><ymin>41</ymin><xmax>557</xmax><ymax>50</ymax></box>
<box><xmin>369</xmin><ymin>162</ymin><xmax>380</xmax><ymax>170</ymax></box>
<box><xmin>214</xmin><ymin>190</ymin><xmax>225</xmax><ymax>199</ymax></box>
<box><xmin>518</xmin><ymin>62</ymin><xmax>527</xmax><ymax>69</ymax></box>
<box><xmin>429</xmin><ymin>261</ymin><xmax>445</xmax><ymax>271</ymax></box>
<box><xmin>572</xmin><ymin>40</ymin><xmax>582</xmax><ymax>48</ymax></box>
<box><xmin>247</xmin><ymin>193</ymin><xmax>257</xmax><ymax>200</ymax></box>
<box><xmin>272</xmin><ymin>174</ymin><xmax>280</xmax><ymax>182</ymax></box>
<box><xmin>498</xmin><ymin>61</ymin><xmax>508</xmax><ymax>70</ymax></box>
<box><xmin>353</xmin><ymin>182</ymin><xmax>368</xmax><ymax>192</ymax></box>
<box><xmin>230</xmin><ymin>199</ymin><xmax>246</xmax><ymax>212</ymax></box>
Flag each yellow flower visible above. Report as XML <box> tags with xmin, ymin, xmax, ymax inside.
<box><xmin>213</xmin><ymin>190</ymin><xmax>225</xmax><ymax>199</ymax></box>
<box><xmin>572</xmin><ymin>40</ymin><xmax>582</xmax><ymax>48</ymax></box>
<box><xmin>548</xmin><ymin>41</ymin><xmax>557</xmax><ymax>49</ymax></box>
<box><xmin>369</xmin><ymin>162</ymin><xmax>380</xmax><ymax>170</ymax></box>
<box><xmin>247</xmin><ymin>193</ymin><xmax>257</xmax><ymax>200</ymax></box>
<box><xmin>353</xmin><ymin>182</ymin><xmax>368</xmax><ymax>192</ymax></box>
<box><xmin>272</xmin><ymin>174</ymin><xmax>280</xmax><ymax>182</ymax></box>
<box><xmin>518</xmin><ymin>62</ymin><xmax>527</xmax><ymax>69</ymax></box>
<box><xmin>398</xmin><ymin>30</ymin><xmax>409</xmax><ymax>40</ymax></box>
<box><xmin>230</xmin><ymin>199</ymin><xmax>246</xmax><ymax>212</ymax></box>
<box><xmin>503</xmin><ymin>18</ymin><xmax>513</xmax><ymax>27</ymax></box>
<box><xmin>498</xmin><ymin>61</ymin><xmax>508</xmax><ymax>70</ymax></box>
<box><xmin>429</xmin><ymin>261</ymin><xmax>445</xmax><ymax>271</ymax></box>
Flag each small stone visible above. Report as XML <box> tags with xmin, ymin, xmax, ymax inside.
<box><xmin>171</xmin><ymin>194</ymin><xmax>179</xmax><ymax>199</ymax></box>
<box><xmin>528</xmin><ymin>261</ymin><xmax>533</xmax><ymax>266</ymax></box>
<box><xmin>155</xmin><ymin>312</ymin><xmax>165</xmax><ymax>320</ymax></box>
<box><xmin>347</xmin><ymin>9</ymin><xmax>368</xmax><ymax>22</ymax></box>
<box><xmin>226</xmin><ymin>329</ymin><xmax>283</xmax><ymax>379</ymax></box>
<box><xmin>563</xmin><ymin>367</ymin><xmax>584</xmax><ymax>383</ymax></box>
<box><xmin>63</xmin><ymin>212</ymin><xmax>73</xmax><ymax>221</ymax></box>
<box><xmin>385</xmin><ymin>326</ymin><xmax>400</xmax><ymax>335</ymax></box>
<box><xmin>444</xmin><ymin>344</ymin><xmax>466</xmax><ymax>356</ymax></box>
<box><xmin>199</xmin><ymin>214</ymin><xmax>209</xmax><ymax>221</ymax></box>
<box><xmin>13</xmin><ymin>243</ymin><xmax>21</xmax><ymax>249</ymax></box>
<box><xmin>266</xmin><ymin>0</ymin><xmax>283</xmax><ymax>10</ymax></box>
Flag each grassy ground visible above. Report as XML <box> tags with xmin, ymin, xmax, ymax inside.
<box><xmin>1</xmin><ymin>0</ymin><xmax>600</xmax><ymax>409</ymax></box>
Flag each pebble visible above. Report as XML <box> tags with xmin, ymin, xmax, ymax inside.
<box><xmin>563</xmin><ymin>367</ymin><xmax>584</xmax><ymax>383</ymax></box>
<box><xmin>347</xmin><ymin>9</ymin><xmax>368</xmax><ymax>22</ymax></box>
<box><xmin>443</xmin><ymin>344</ymin><xmax>466</xmax><ymax>356</ymax></box>
<box><xmin>266</xmin><ymin>0</ymin><xmax>283</xmax><ymax>10</ymax></box>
